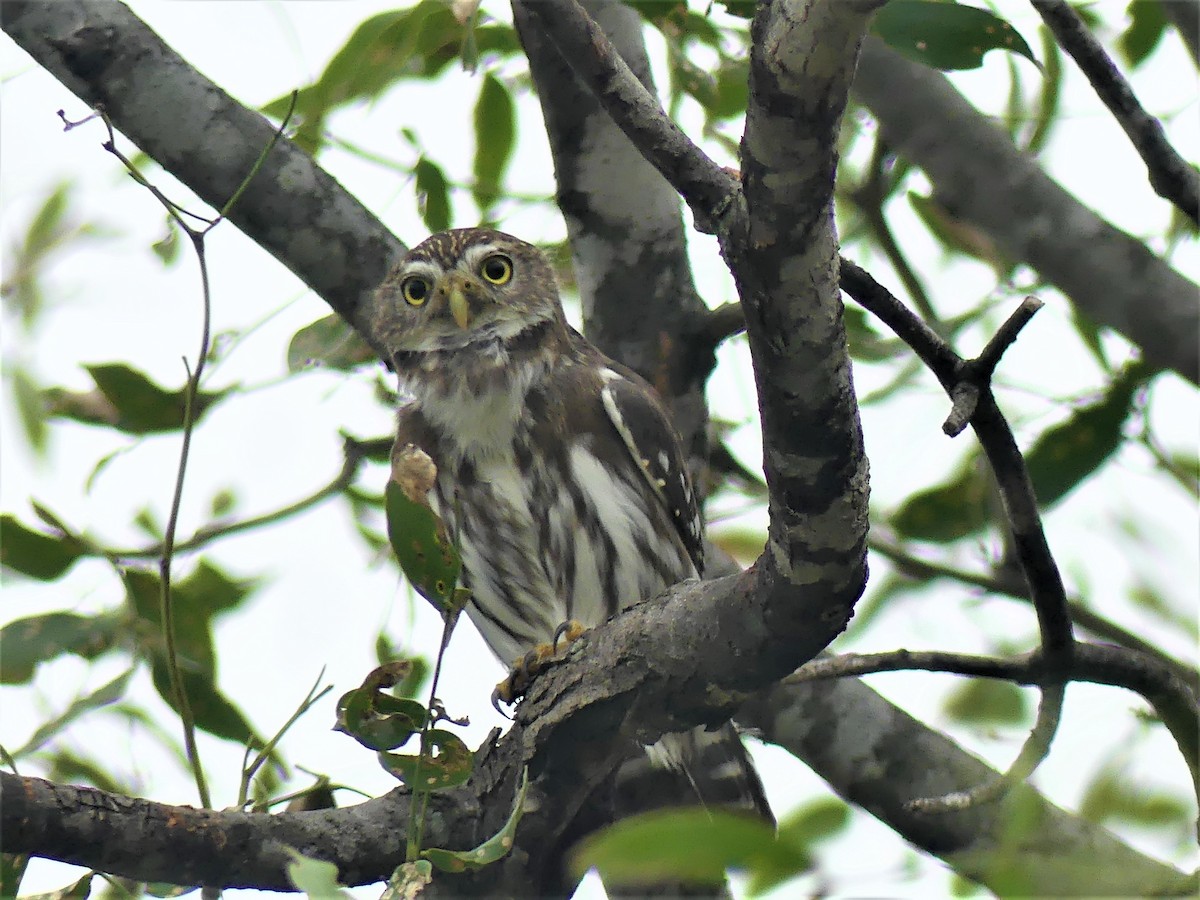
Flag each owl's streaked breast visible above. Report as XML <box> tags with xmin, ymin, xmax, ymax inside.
<box><xmin>429</xmin><ymin>412</ymin><xmax>695</xmax><ymax>666</ymax></box>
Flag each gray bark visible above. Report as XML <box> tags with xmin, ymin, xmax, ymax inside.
<box><xmin>854</xmin><ymin>37</ymin><xmax>1200</xmax><ymax>385</ymax></box>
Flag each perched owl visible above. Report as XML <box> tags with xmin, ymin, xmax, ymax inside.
<box><xmin>374</xmin><ymin>227</ymin><xmax>771</xmax><ymax>822</ymax></box>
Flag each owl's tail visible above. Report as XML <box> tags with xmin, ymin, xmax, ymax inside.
<box><xmin>632</xmin><ymin>723</ymin><xmax>775</xmax><ymax>825</ymax></box>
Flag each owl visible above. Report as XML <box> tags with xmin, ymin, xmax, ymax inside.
<box><xmin>373</xmin><ymin>227</ymin><xmax>770</xmax><ymax>823</ymax></box>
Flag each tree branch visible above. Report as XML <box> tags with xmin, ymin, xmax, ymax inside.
<box><xmin>513</xmin><ymin>0</ymin><xmax>739</xmax><ymax>236</ymax></box>
<box><xmin>840</xmin><ymin>261</ymin><xmax>1077</xmax><ymax>808</ymax></box>
<box><xmin>853</xmin><ymin>37</ymin><xmax>1200</xmax><ymax>386</ymax></box>
<box><xmin>1</xmin><ymin>0</ymin><xmax>405</xmax><ymax>353</ymax></box>
<box><xmin>788</xmin><ymin>643</ymin><xmax>1199</xmax><ymax>808</ymax></box>
<box><xmin>511</xmin><ymin>0</ymin><xmax>713</xmax><ymax>466</ymax></box>
<box><xmin>1031</xmin><ymin>0</ymin><xmax>1198</xmax><ymax>223</ymax></box>
<box><xmin>737</xmin><ymin>675</ymin><xmax>1197</xmax><ymax>897</ymax></box>
<box><xmin>0</xmin><ymin>772</ymin><xmax>472</xmax><ymax>890</ymax></box>
<box><xmin>868</xmin><ymin>534</ymin><xmax>1200</xmax><ymax>692</ymax></box>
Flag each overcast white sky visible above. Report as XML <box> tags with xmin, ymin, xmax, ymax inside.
<box><xmin>2</xmin><ymin>2</ymin><xmax>1197</xmax><ymax>898</ymax></box>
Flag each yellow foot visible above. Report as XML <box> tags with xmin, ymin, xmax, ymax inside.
<box><xmin>492</xmin><ymin>620</ymin><xmax>587</xmax><ymax>712</ymax></box>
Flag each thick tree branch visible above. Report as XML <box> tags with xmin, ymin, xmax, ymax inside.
<box><xmin>1031</xmin><ymin>0</ymin><xmax>1198</xmax><ymax>223</ymax></box>
<box><xmin>723</xmin><ymin>0</ymin><xmax>877</xmax><ymax>667</ymax></box>
<box><xmin>0</xmin><ymin>773</ymin><xmax>472</xmax><ymax>890</ymax></box>
<box><xmin>514</xmin><ymin>0</ymin><xmax>739</xmax><ymax>236</ymax></box>
<box><xmin>853</xmin><ymin>37</ymin><xmax>1200</xmax><ymax>385</ymax></box>
<box><xmin>0</xmin><ymin>1</ymin><xmax>405</xmax><ymax>354</ymax></box>
<box><xmin>7</xmin><ymin>600</ymin><xmax>1195</xmax><ymax>894</ymax></box>
<box><xmin>737</xmin><ymin>676</ymin><xmax>1198</xmax><ymax>897</ymax></box>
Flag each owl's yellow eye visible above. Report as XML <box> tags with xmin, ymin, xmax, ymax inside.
<box><xmin>480</xmin><ymin>254</ymin><xmax>513</xmax><ymax>285</ymax></box>
<box><xmin>402</xmin><ymin>277</ymin><xmax>430</xmax><ymax>306</ymax></box>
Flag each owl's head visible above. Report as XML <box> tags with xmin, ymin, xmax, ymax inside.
<box><xmin>373</xmin><ymin>228</ymin><xmax>565</xmax><ymax>355</ymax></box>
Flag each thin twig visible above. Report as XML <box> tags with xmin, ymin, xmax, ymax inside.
<box><xmin>943</xmin><ymin>297</ymin><xmax>1044</xmax><ymax>437</ymax></box>
<box><xmin>81</xmin><ymin>99</ymin><xmax>295</xmax><ymax>809</ymax></box>
<box><xmin>106</xmin><ymin>436</ymin><xmax>376</xmax><ymax>560</ymax></box>
<box><xmin>789</xmin><ymin>645</ymin><xmax>1198</xmax><ymax>808</ymax></box>
<box><xmin>839</xmin><ymin>260</ymin><xmax>1077</xmax><ymax>810</ymax></box>
<box><xmin>868</xmin><ymin>535</ymin><xmax>1199</xmax><ymax>692</ymax></box>
<box><xmin>850</xmin><ymin>135</ymin><xmax>940</xmax><ymax>325</ymax></box>
<box><xmin>1031</xmin><ymin>0</ymin><xmax>1199</xmax><ymax>224</ymax></box>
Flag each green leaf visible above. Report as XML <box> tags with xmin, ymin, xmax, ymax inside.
<box><xmin>262</xmin><ymin>5</ymin><xmax>520</xmax><ymax>154</ymax></box>
<box><xmin>472</xmin><ymin>73</ymin><xmax>515</xmax><ymax>214</ymax></box>
<box><xmin>776</xmin><ymin>797</ymin><xmax>851</xmax><ymax>846</ymax></box>
<box><xmin>382</xmin><ymin>861</ymin><xmax>432</xmax><ymax>899</ymax></box>
<box><xmin>1024</xmin><ymin>27</ymin><xmax>1062</xmax><ymax>155</ymax></box>
<box><xmin>1</xmin><ymin>853</ymin><xmax>29</xmax><ymax>899</ymax></box>
<box><xmin>1119</xmin><ymin>0</ymin><xmax>1167</xmax><ymax>68</ymax></box>
<box><xmin>414</xmin><ymin>156</ymin><xmax>452</xmax><ymax>232</ymax></box>
<box><xmin>0</xmin><ymin>612</ymin><xmax>122</xmax><ymax>684</ymax></box>
<box><xmin>890</xmin><ymin>453</ymin><xmax>992</xmax><ymax>542</ymax></box>
<box><xmin>423</xmin><ymin>768</ymin><xmax>528</xmax><ymax>873</ymax></box>
<box><xmin>45</xmin><ymin>364</ymin><xmax>227</xmax><ymax>434</ymax></box>
<box><xmin>286</xmin><ymin>314</ymin><xmax>377</xmax><ymax>372</ymax></box>
<box><xmin>334</xmin><ymin>662</ymin><xmax>428</xmax><ymax>751</ymax></box>
<box><xmin>149</xmin><ymin>660</ymin><xmax>265</xmax><ymax>750</ymax></box>
<box><xmin>378</xmin><ymin>728</ymin><xmax>472</xmax><ymax>790</ymax></box>
<box><xmin>570</xmin><ymin>808</ymin><xmax>805</xmax><ymax>890</ymax></box>
<box><xmin>0</xmin><ymin>514</ymin><xmax>85</xmax><ymax>580</ymax></box>
<box><xmin>125</xmin><ymin>563</ymin><xmax>266</xmax><ymax>748</ymax></box>
<box><xmin>11</xmin><ymin>364</ymin><xmax>48</xmax><ymax>455</ymax></box>
<box><xmin>1081</xmin><ymin>764</ymin><xmax>1190</xmax><ymax>827</ymax></box>
<box><xmin>283</xmin><ymin>846</ymin><xmax>354</xmax><ymax>898</ymax></box>
<box><xmin>385</xmin><ymin>451</ymin><xmax>463</xmax><ymax>612</ymax></box>
<box><xmin>943</xmin><ymin>679</ymin><xmax>1029</xmax><ymax>726</ymax></box>
<box><xmin>873</xmin><ymin>1</ymin><xmax>1039</xmax><ymax>71</ymax></box>
<box><xmin>1024</xmin><ymin>362</ymin><xmax>1150</xmax><ymax>508</ymax></box>
<box><xmin>151</xmin><ymin>217</ymin><xmax>181</xmax><ymax>265</ymax></box>
<box><xmin>44</xmin><ymin>749</ymin><xmax>130</xmax><ymax>794</ymax></box>
<box><xmin>12</xmin><ymin>668</ymin><xmax>135</xmax><ymax>757</ymax></box>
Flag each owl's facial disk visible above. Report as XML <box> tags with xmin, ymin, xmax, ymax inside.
<box><xmin>391</xmin><ymin>239</ymin><xmax>553</xmax><ymax>351</ymax></box>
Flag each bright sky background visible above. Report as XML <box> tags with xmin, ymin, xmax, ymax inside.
<box><xmin>2</xmin><ymin>2</ymin><xmax>1196</xmax><ymax>898</ymax></box>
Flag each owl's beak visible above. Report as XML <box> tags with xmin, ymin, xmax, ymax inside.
<box><xmin>449</xmin><ymin>286</ymin><xmax>471</xmax><ymax>330</ymax></box>
<box><xmin>438</xmin><ymin>273</ymin><xmax>473</xmax><ymax>330</ymax></box>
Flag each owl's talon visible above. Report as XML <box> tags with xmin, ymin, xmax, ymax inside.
<box><xmin>553</xmin><ymin>619</ymin><xmax>586</xmax><ymax>652</ymax></box>
<box><xmin>492</xmin><ymin>620</ymin><xmax>588</xmax><ymax>707</ymax></box>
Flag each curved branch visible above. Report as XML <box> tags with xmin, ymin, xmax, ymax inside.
<box><xmin>840</xmin><ymin>261</ymin><xmax>1076</xmax><ymax>807</ymax></box>
<box><xmin>1031</xmin><ymin>0</ymin><xmax>1198</xmax><ymax>223</ymax></box>
<box><xmin>853</xmin><ymin>37</ymin><xmax>1200</xmax><ymax>386</ymax></box>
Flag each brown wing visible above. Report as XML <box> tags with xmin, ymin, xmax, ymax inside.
<box><xmin>598</xmin><ymin>367</ymin><xmax>704</xmax><ymax>576</ymax></box>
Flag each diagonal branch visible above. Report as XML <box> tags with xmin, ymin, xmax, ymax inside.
<box><xmin>1031</xmin><ymin>0</ymin><xmax>1199</xmax><ymax>224</ymax></box>
<box><xmin>513</xmin><ymin>0</ymin><xmax>739</xmax><ymax>236</ymax></box>
<box><xmin>1</xmin><ymin>0</ymin><xmax>405</xmax><ymax>353</ymax></box>
<box><xmin>853</xmin><ymin>37</ymin><xmax>1200</xmax><ymax>386</ymax></box>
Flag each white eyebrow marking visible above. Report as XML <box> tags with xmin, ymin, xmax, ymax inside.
<box><xmin>461</xmin><ymin>242</ymin><xmax>508</xmax><ymax>271</ymax></box>
<box><xmin>399</xmin><ymin>260</ymin><xmax>443</xmax><ymax>280</ymax></box>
